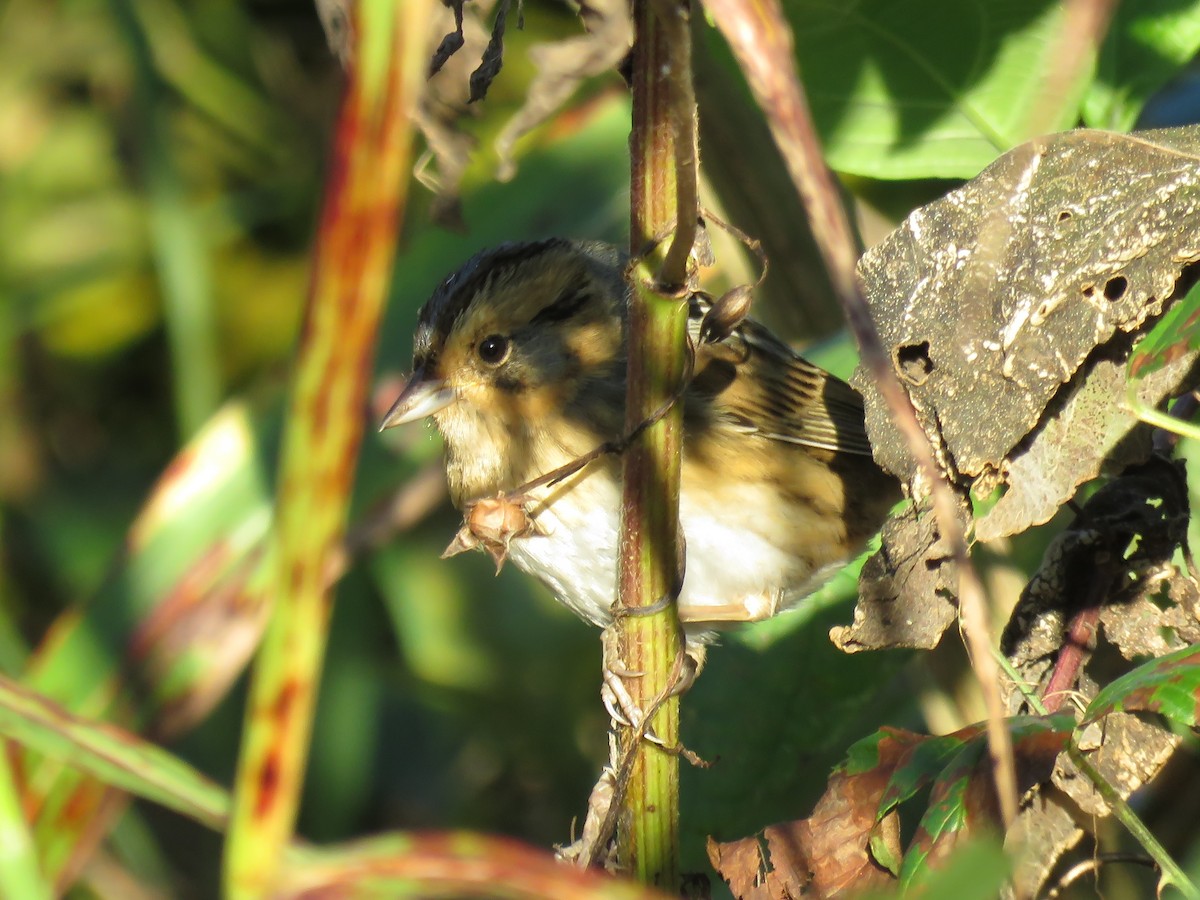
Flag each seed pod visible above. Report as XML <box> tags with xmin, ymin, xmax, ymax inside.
<box><xmin>442</xmin><ymin>493</ymin><xmax>538</xmax><ymax>573</ymax></box>
<box><xmin>700</xmin><ymin>284</ymin><xmax>753</xmax><ymax>344</ymax></box>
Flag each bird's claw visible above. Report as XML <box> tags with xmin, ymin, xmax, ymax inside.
<box><xmin>600</xmin><ymin>666</ymin><xmax>669</xmax><ymax>747</ymax></box>
<box><xmin>598</xmin><ymin>627</ymin><xmax>706</xmax><ymax>747</ymax></box>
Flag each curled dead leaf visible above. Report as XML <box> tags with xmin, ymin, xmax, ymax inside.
<box><xmin>835</xmin><ymin>497</ymin><xmax>965</xmax><ymax>654</ymax></box>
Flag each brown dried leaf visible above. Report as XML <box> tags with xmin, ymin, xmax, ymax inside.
<box><xmin>1006</xmin><ymin>787</ymin><xmax>1086</xmax><ymax>900</ymax></box>
<box><xmin>833</xmin><ymin>497</ymin><xmax>965</xmax><ymax>653</ymax></box>
<box><xmin>1100</xmin><ymin>575</ymin><xmax>1200</xmax><ymax>661</ymax></box>
<box><xmin>493</xmin><ymin>0</ymin><xmax>631</xmax><ymax>180</ymax></box>
<box><xmin>416</xmin><ymin>2</ymin><xmax>493</xmax><ymax>228</ymax></box>
<box><xmin>429</xmin><ymin>0</ymin><xmax>467</xmax><ymax>76</ymax></box>
<box><xmin>976</xmin><ymin>348</ymin><xmax>1200</xmax><ymax>541</ymax></box>
<box><xmin>415</xmin><ymin>0</ymin><xmax>630</xmax><ymax>221</ymax></box>
<box><xmin>1053</xmin><ymin>713</ymin><xmax>1180</xmax><ymax>818</ymax></box>
<box><xmin>854</xmin><ymin>126</ymin><xmax>1200</xmax><ymax>500</ymax></box>
<box><xmin>706</xmin><ymin>764</ymin><xmax>897</xmax><ymax>899</ymax></box>
<box><xmin>706</xmin><ymin>836</ymin><xmax>770</xmax><ymax>900</ymax></box>
<box><xmin>1001</xmin><ymin>457</ymin><xmax>1191</xmax><ymax>680</ymax></box>
<box><xmin>995</xmin><ymin>459</ymin><xmax>1195</xmax><ymax>894</ymax></box>
<box><xmin>708</xmin><ymin>719</ymin><xmax>1077</xmax><ymax>899</ymax></box>
<box><xmin>469</xmin><ymin>0</ymin><xmax>517</xmax><ymax>102</ymax></box>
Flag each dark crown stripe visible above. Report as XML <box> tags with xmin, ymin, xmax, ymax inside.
<box><xmin>416</xmin><ymin>239</ymin><xmax>568</xmax><ymax>352</ymax></box>
<box><xmin>530</xmin><ymin>284</ymin><xmax>591</xmax><ymax>326</ymax></box>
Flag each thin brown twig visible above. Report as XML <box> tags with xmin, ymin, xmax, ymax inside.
<box><xmin>651</xmin><ymin>0</ymin><xmax>699</xmax><ymax>287</ymax></box>
<box><xmin>1043</xmin><ymin>853</ymin><xmax>1157</xmax><ymax>899</ymax></box>
<box><xmin>704</xmin><ymin>0</ymin><xmax>1018</xmax><ymax>827</ymax></box>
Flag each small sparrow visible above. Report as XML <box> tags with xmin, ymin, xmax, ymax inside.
<box><xmin>381</xmin><ymin>239</ymin><xmax>899</xmax><ymax>648</ymax></box>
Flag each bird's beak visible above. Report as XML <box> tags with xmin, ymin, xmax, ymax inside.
<box><xmin>379</xmin><ymin>367</ymin><xmax>455</xmax><ymax>431</ymax></box>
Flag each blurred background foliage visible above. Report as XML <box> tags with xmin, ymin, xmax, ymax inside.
<box><xmin>4</xmin><ymin>0</ymin><xmax>1200</xmax><ymax>896</ymax></box>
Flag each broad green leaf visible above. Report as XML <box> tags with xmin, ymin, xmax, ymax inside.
<box><xmin>900</xmin><ymin>716</ymin><xmax>1071</xmax><ymax>887</ymax></box>
<box><xmin>898</xmin><ymin>739</ymin><xmax>980</xmax><ymax>887</ymax></box>
<box><xmin>836</xmin><ymin>727</ymin><xmax>928</xmax><ymax>778</ymax></box>
<box><xmin>873</xmin><ymin>730</ymin><xmax>979</xmax><ymax>811</ymax></box>
<box><xmin>681</xmin><ymin>603</ymin><xmax>915</xmax><ymax>868</ymax></box>
<box><xmin>1125</xmin><ymin>278</ymin><xmax>1200</xmax><ymax>440</ymax></box>
<box><xmin>869</xmin><ymin>729</ymin><xmax>980</xmax><ymax>874</ymax></box>
<box><xmin>0</xmin><ymin>675</ymin><xmax>228</xmax><ymax>830</ymax></box>
<box><xmin>0</xmin><ymin>747</ymin><xmax>51</xmax><ymax>900</ymax></box>
<box><xmin>19</xmin><ymin>401</ymin><xmax>275</xmax><ymax>884</ymax></box>
<box><xmin>857</xmin><ymin>837</ymin><xmax>1009</xmax><ymax>900</ymax></box>
<box><xmin>1083</xmin><ymin>0</ymin><xmax>1200</xmax><ymax>132</ymax></box>
<box><xmin>790</xmin><ymin>0</ymin><xmax>1089</xmax><ymax>179</ymax></box>
<box><xmin>1083</xmin><ymin>643</ymin><xmax>1200</xmax><ymax>727</ymax></box>
<box><xmin>24</xmin><ymin>402</ymin><xmax>275</xmax><ymax>710</ymax></box>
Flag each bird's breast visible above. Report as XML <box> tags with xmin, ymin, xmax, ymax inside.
<box><xmin>501</xmin><ymin>458</ymin><xmax>854</xmax><ymax>641</ymax></box>
<box><xmin>506</xmin><ymin>467</ymin><xmax>624</xmax><ymax>628</ymax></box>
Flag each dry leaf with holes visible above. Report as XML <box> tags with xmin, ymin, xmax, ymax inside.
<box><xmin>849</xmin><ymin>126</ymin><xmax>1200</xmax><ymax>652</ymax></box>
<box><xmin>855</xmin><ymin>126</ymin><xmax>1200</xmax><ymax>493</ymax></box>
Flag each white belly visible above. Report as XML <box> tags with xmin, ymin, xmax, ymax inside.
<box><xmin>506</xmin><ymin>469</ymin><xmax>832</xmax><ymax>640</ymax></box>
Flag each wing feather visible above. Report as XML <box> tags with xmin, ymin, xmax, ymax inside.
<box><xmin>685</xmin><ymin>297</ymin><xmax>874</xmax><ymax>457</ymax></box>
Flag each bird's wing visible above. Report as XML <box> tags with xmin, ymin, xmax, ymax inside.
<box><xmin>686</xmin><ymin>300</ymin><xmax>875</xmax><ymax>457</ymax></box>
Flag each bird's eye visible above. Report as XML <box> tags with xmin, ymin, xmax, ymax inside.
<box><xmin>477</xmin><ymin>334</ymin><xmax>510</xmax><ymax>365</ymax></box>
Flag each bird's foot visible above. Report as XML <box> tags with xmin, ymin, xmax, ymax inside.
<box><xmin>599</xmin><ymin>627</ymin><xmax>706</xmax><ymax>746</ymax></box>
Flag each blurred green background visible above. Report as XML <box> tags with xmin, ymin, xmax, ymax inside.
<box><xmin>2</xmin><ymin>2</ymin><xmax>929</xmax><ymax>894</ymax></box>
<box><xmin>8</xmin><ymin>0</ymin><xmax>1200</xmax><ymax>896</ymax></box>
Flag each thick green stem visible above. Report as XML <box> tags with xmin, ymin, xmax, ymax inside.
<box><xmin>222</xmin><ymin>3</ymin><xmax>428</xmax><ymax>895</ymax></box>
<box><xmin>616</xmin><ymin>0</ymin><xmax>696</xmax><ymax>888</ymax></box>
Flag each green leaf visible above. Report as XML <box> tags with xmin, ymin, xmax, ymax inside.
<box><xmin>1083</xmin><ymin>643</ymin><xmax>1200</xmax><ymax>726</ymax></box>
<box><xmin>0</xmin><ymin>675</ymin><xmax>229</xmax><ymax>830</ymax></box>
<box><xmin>835</xmin><ymin>726</ymin><xmax>929</xmax><ymax>778</ymax></box>
<box><xmin>1128</xmin><ymin>280</ymin><xmax>1200</xmax><ymax>382</ymax></box>
<box><xmin>899</xmin><ymin>716</ymin><xmax>1071</xmax><ymax>886</ymax></box>
<box><xmin>680</xmin><ymin>603</ymin><xmax>915</xmax><ymax>868</ymax></box>
<box><xmin>874</xmin><ymin>730</ymin><xmax>979</xmax><ymax>812</ymax></box>
<box><xmin>788</xmin><ymin>0</ymin><xmax>1089</xmax><ymax>179</ymax></box>
<box><xmin>19</xmin><ymin>401</ymin><xmax>276</xmax><ymax>883</ymax></box>
<box><xmin>895</xmin><ymin>836</ymin><xmax>1009</xmax><ymax>900</ymax></box>
<box><xmin>0</xmin><ymin>748</ymin><xmax>51</xmax><ymax>900</ymax></box>
<box><xmin>869</xmin><ymin>730</ymin><xmax>979</xmax><ymax>874</ymax></box>
<box><xmin>1083</xmin><ymin>0</ymin><xmax>1200</xmax><ymax>132</ymax></box>
<box><xmin>898</xmin><ymin>739</ymin><xmax>981</xmax><ymax>887</ymax></box>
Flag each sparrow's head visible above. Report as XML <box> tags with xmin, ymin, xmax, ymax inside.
<box><xmin>382</xmin><ymin>239</ymin><xmax>629</xmax><ymax>497</ymax></box>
